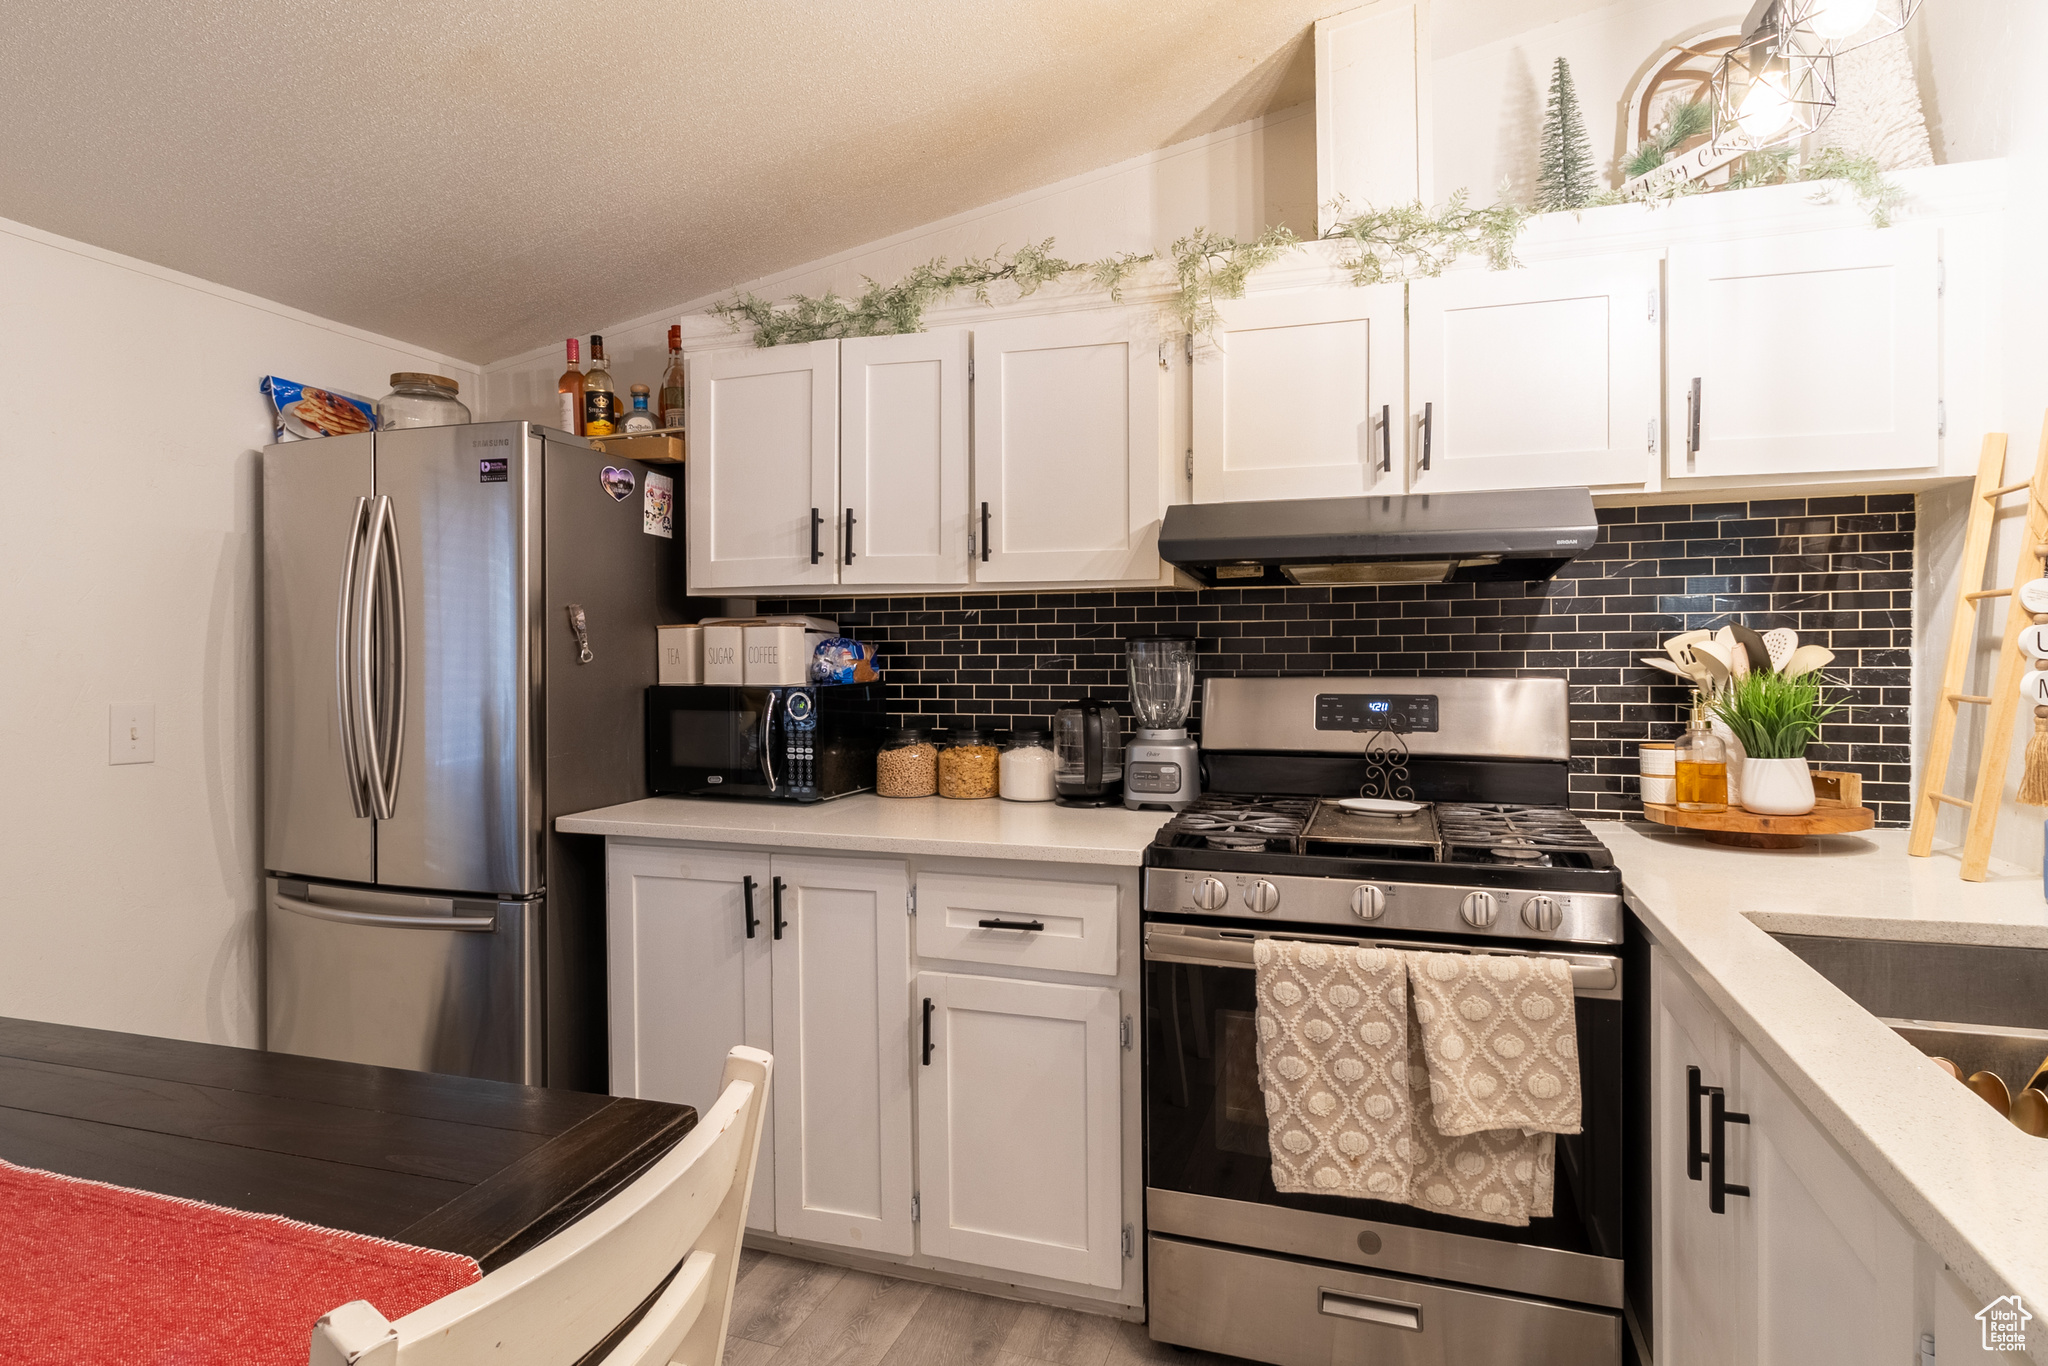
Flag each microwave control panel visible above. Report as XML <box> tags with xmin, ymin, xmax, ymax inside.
<box><xmin>779</xmin><ymin>688</ymin><xmax>816</xmax><ymax>792</ymax></box>
<box><xmin>1314</xmin><ymin>693</ymin><xmax>1438</xmax><ymax>733</ymax></box>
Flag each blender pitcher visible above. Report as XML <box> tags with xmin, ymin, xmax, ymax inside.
<box><xmin>1124</xmin><ymin>635</ymin><xmax>1200</xmax><ymax>809</ymax></box>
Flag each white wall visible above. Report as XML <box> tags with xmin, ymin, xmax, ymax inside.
<box><xmin>0</xmin><ymin>217</ymin><xmax>479</xmax><ymax>1045</ymax></box>
<box><xmin>1914</xmin><ymin>0</ymin><xmax>2048</xmax><ymax>875</ymax></box>
<box><xmin>479</xmin><ymin>103</ymin><xmax>1316</xmax><ymax>422</ymax></box>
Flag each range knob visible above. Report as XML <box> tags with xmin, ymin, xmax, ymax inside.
<box><xmin>1521</xmin><ymin>895</ymin><xmax>1562</xmax><ymax>933</ymax></box>
<box><xmin>1244</xmin><ymin>880</ymin><xmax>1282</xmax><ymax>915</ymax></box>
<box><xmin>1351</xmin><ymin>884</ymin><xmax>1387</xmax><ymax>921</ymax></box>
<box><xmin>1460</xmin><ymin>890</ymin><xmax>1499</xmax><ymax>929</ymax></box>
<box><xmin>1191</xmin><ymin>877</ymin><xmax>1229</xmax><ymax>911</ymax></box>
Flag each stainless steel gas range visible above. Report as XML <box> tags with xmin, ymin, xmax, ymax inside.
<box><xmin>1143</xmin><ymin>677</ymin><xmax>1627</xmax><ymax>1366</ymax></box>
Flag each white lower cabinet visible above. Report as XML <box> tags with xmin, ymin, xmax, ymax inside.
<box><xmin>607</xmin><ymin>840</ymin><xmax>1134</xmax><ymax>1300</ymax></box>
<box><xmin>914</xmin><ymin>970</ymin><xmax>1125</xmax><ymax>1289</ymax></box>
<box><xmin>770</xmin><ymin>854</ymin><xmax>915</xmax><ymax>1255</ymax></box>
<box><xmin>1652</xmin><ymin>947</ymin><xmax>1922</xmax><ymax>1365</ymax></box>
<box><xmin>606</xmin><ymin>845</ymin><xmax>912</xmax><ymax>1250</ymax></box>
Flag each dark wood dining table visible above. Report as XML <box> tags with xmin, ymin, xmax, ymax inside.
<box><xmin>0</xmin><ymin>1015</ymin><xmax>696</xmax><ymax>1271</ymax></box>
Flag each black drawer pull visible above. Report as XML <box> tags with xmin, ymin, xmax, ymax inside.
<box><xmin>1687</xmin><ymin>1065</ymin><xmax>1710</xmax><ymax>1181</ymax></box>
<box><xmin>741</xmin><ymin>876</ymin><xmax>759</xmax><ymax>939</ymax></box>
<box><xmin>771</xmin><ymin>877</ymin><xmax>787</xmax><ymax>940</ymax></box>
<box><xmin>979</xmin><ymin>502</ymin><xmax>991</xmax><ymax>562</ymax></box>
<box><xmin>809</xmin><ymin>507</ymin><xmax>823</xmax><ymax>565</ymax></box>
<box><xmin>1709</xmin><ymin>1088</ymin><xmax>1751</xmax><ymax>1214</ymax></box>
<box><xmin>977</xmin><ymin>918</ymin><xmax>1044</xmax><ymax>932</ymax></box>
<box><xmin>844</xmin><ymin>508</ymin><xmax>856</xmax><ymax>564</ymax></box>
<box><xmin>921</xmin><ymin>997</ymin><xmax>935</xmax><ymax>1066</ymax></box>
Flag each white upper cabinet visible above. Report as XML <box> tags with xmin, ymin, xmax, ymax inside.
<box><xmin>841</xmin><ymin>330</ymin><xmax>971</xmax><ymax>585</ymax></box>
<box><xmin>971</xmin><ymin>311</ymin><xmax>1168</xmax><ymax>584</ymax></box>
<box><xmin>1666</xmin><ymin>224</ymin><xmax>1941</xmax><ymax>479</ymax></box>
<box><xmin>1408</xmin><ymin>254</ymin><xmax>1663</xmax><ymax>493</ymax></box>
<box><xmin>687</xmin><ymin>340</ymin><xmax>839</xmax><ymax>590</ymax></box>
<box><xmin>1192</xmin><ymin>285</ymin><xmax>1406</xmax><ymax>503</ymax></box>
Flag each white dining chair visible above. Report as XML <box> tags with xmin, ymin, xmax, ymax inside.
<box><xmin>309</xmin><ymin>1046</ymin><xmax>772</xmax><ymax>1366</ymax></box>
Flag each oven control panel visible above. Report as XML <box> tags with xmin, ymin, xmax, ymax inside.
<box><xmin>1144</xmin><ymin>868</ymin><xmax>1623</xmax><ymax>946</ymax></box>
<box><xmin>1315</xmin><ymin>693</ymin><xmax>1438</xmax><ymax>733</ymax></box>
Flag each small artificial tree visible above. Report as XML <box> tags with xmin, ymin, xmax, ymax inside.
<box><xmin>1537</xmin><ymin>56</ymin><xmax>1598</xmax><ymax>212</ymax></box>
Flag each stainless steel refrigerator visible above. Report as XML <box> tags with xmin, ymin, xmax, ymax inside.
<box><xmin>261</xmin><ymin>421</ymin><xmax>681</xmax><ymax>1090</ymax></box>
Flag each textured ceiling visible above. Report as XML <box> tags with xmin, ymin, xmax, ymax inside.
<box><xmin>0</xmin><ymin>0</ymin><xmax>1325</xmax><ymax>361</ymax></box>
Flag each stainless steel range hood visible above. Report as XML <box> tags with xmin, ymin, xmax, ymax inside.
<box><xmin>1158</xmin><ymin>488</ymin><xmax>1600</xmax><ymax>588</ymax></box>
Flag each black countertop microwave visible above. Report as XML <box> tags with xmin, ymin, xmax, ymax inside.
<box><xmin>645</xmin><ymin>684</ymin><xmax>886</xmax><ymax>801</ymax></box>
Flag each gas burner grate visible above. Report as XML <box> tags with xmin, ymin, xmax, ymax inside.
<box><xmin>1434</xmin><ymin>803</ymin><xmax>1610</xmax><ymax>866</ymax></box>
<box><xmin>1162</xmin><ymin>794</ymin><xmax>1316</xmax><ymax>851</ymax></box>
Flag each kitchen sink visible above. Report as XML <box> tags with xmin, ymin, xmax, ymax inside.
<box><xmin>1772</xmin><ymin>933</ymin><xmax>2048</xmax><ymax>1094</ymax></box>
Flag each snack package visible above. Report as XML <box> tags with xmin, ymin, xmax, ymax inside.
<box><xmin>261</xmin><ymin>377</ymin><xmax>378</xmax><ymax>440</ymax></box>
<box><xmin>811</xmin><ymin>636</ymin><xmax>881</xmax><ymax>684</ymax></box>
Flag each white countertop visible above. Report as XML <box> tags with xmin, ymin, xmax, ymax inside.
<box><xmin>556</xmin><ymin>794</ymin><xmax>1172</xmax><ymax>865</ymax></box>
<box><xmin>1608</xmin><ymin>822</ymin><xmax>2048</xmax><ymax>1318</ymax></box>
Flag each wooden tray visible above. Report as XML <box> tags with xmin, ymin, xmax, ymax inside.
<box><xmin>1642</xmin><ymin>770</ymin><xmax>1875</xmax><ymax>848</ymax></box>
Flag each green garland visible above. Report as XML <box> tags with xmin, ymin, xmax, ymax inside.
<box><xmin>714</xmin><ymin>197</ymin><xmax>1529</xmax><ymax>347</ymax></box>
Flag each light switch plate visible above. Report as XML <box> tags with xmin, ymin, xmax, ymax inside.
<box><xmin>110</xmin><ymin>701</ymin><xmax>155</xmax><ymax>765</ymax></box>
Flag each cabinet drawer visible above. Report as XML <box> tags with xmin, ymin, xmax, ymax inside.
<box><xmin>914</xmin><ymin>871</ymin><xmax>1120</xmax><ymax>976</ymax></box>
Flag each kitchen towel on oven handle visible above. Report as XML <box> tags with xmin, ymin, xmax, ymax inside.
<box><xmin>1406</xmin><ymin>950</ymin><xmax>1582</xmax><ymax>1138</ymax></box>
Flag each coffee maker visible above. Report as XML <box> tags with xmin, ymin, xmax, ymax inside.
<box><xmin>1124</xmin><ymin>635</ymin><xmax>1200</xmax><ymax>809</ymax></box>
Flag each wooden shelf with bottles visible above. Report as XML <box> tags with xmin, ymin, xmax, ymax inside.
<box><xmin>587</xmin><ymin>428</ymin><xmax>684</xmax><ymax>463</ymax></box>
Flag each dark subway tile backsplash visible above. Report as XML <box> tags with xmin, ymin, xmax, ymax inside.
<box><xmin>763</xmin><ymin>495</ymin><xmax>1915</xmax><ymax>825</ymax></box>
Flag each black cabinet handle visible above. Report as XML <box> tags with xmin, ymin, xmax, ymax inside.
<box><xmin>1421</xmin><ymin>401</ymin><xmax>1433</xmax><ymax>471</ymax></box>
<box><xmin>921</xmin><ymin>997</ymin><xmax>935</xmax><ymax>1066</ymax></box>
<box><xmin>1688</xmin><ymin>377</ymin><xmax>1702</xmax><ymax>454</ymax></box>
<box><xmin>979</xmin><ymin>502</ymin><xmax>991</xmax><ymax>562</ymax></box>
<box><xmin>977</xmin><ymin>918</ymin><xmax>1044</xmax><ymax>932</ymax></box>
<box><xmin>1379</xmin><ymin>404</ymin><xmax>1391</xmax><ymax>472</ymax></box>
<box><xmin>741</xmin><ymin>876</ymin><xmax>760</xmax><ymax>939</ymax></box>
<box><xmin>1687</xmin><ymin>1065</ymin><xmax>1710</xmax><ymax>1181</ymax></box>
<box><xmin>844</xmin><ymin>509</ymin><xmax>856</xmax><ymax>564</ymax></box>
<box><xmin>809</xmin><ymin>507</ymin><xmax>823</xmax><ymax>565</ymax></box>
<box><xmin>1709</xmin><ymin>1089</ymin><xmax>1751</xmax><ymax>1214</ymax></box>
<box><xmin>771</xmin><ymin>877</ymin><xmax>787</xmax><ymax>940</ymax></box>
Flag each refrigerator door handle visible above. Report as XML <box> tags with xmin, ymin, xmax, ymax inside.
<box><xmin>376</xmin><ymin>496</ymin><xmax>407</xmax><ymax>819</ymax></box>
<box><xmin>357</xmin><ymin>494</ymin><xmax>404</xmax><ymax>821</ymax></box>
<box><xmin>336</xmin><ymin>496</ymin><xmax>372</xmax><ymax>818</ymax></box>
<box><xmin>274</xmin><ymin>892</ymin><xmax>497</xmax><ymax>932</ymax></box>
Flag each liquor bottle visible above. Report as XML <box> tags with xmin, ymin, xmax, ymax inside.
<box><xmin>556</xmin><ymin>338</ymin><xmax>584</xmax><ymax>435</ymax></box>
<box><xmin>1673</xmin><ymin>697</ymin><xmax>1729</xmax><ymax>813</ymax></box>
<box><xmin>622</xmin><ymin>384</ymin><xmax>657</xmax><ymax>433</ymax></box>
<box><xmin>584</xmin><ymin>335</ymin><xmax>618</xmax><ymax>436</ymax></box>
<box><xmin>658</xmin><ymin>324</ymin><xmax>686</xmax><ymax>430</ymax></box>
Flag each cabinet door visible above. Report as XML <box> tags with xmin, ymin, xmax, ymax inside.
<box><xmin>1408</xmin><ymin>255</ymin><xmax>1662</xmax><ymax>492</ymax></box>
<box><xmin>1737</xmin><ymin>1041</ymin><xmax>1920</xmax><ymax>1364</ymax></box>
<box><xmin>1652</xmin><ymin>948</ymin><xmax>1750</xmax><ymax>1366</ymax></box>
<box><xmin>769</xmin><ymin>854</ymin><xmax>914</xmax><ymax>1255</ymax></box>
<box><xmin>1192</xmin><ymin>285</ymin><xmax>1406</xmax><ymax>503</ymax></box>
<box><xmin>1667</xmin><ymin>226</ymin><xmax>1940</xmax><ymax>478</ymax></box>
<box><xmin>915</xmin><ymin>971</ymin><xmax>1123</xmax><ymax>1289</ymax></box>
<box><xmin>685</xmin><ymin>340</ymin><xmax>839</xmax><ymax>590</ymax></box>
<box><xmin>971</xmin><ymin>312</ymin><xmax>1167</xmax><ymax>583</ymax></box>
<box><xmin>605</xmin><ymin>843</ymin><xmax>776</xmax><ymax>1232</ymax></box>
<box><xmin>841</xmin><ymin>329</ymin><xmax>971</xmax><ymax>585</ymax></box>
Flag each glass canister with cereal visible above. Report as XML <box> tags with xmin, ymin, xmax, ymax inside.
<box><xmin>937</xmin><ymin>728</ymin><xmax>999</xmax><ymax>799</ymax></box>
<box><xmin>876</xmin><ymin>728</ymin><xmax>938</xmax><ymax>798</ymax></box>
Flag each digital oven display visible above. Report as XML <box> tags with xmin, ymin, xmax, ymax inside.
<box><xmin>1314</xmin><ymin>693</ymin><xmax>1438</xmax><ymax>732</ymax></box>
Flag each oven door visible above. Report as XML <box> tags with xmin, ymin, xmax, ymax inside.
<box><xmin>645</xmin><ymin>685</ymin><xmax>778</xmax><ymax>798</ymax></box>
<box><xmin>1143</xmin><ymin>919</ymin><xmax>1625</xmax><ymax>1313</ymax></box>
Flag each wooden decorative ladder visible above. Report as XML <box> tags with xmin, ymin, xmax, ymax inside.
<box><xmin>1909</xmin><ymin>427</ymin><xmax>2048</xmax><ymax>879</ymax></box>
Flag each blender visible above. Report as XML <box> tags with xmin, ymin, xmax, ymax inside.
<box><xmin>1123</xmin><ymin>635</ymin><xmax>1200</xmax><ymax>810</ymax></box>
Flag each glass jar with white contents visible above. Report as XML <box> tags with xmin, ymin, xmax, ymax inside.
<box><xmin>999</xmin><ymin>729</ymin><xmax>1057</xmax><ymax>802</ymax></box>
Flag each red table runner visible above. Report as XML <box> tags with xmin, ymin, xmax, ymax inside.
<box><xmin>0</xmin><ymin>1158</ymin><xmax>481</xmax><ymax>1364</ymax></box>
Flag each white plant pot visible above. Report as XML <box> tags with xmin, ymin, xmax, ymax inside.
<box><xmin>1741</xmin><ymin>757</ymin><xmax>1816</xmax><ymax>815</ymax></box>
<box><xmin>1710</xmin><ymin>719</ymin><xmax>1747</xmax><ymax>808</ymax></box>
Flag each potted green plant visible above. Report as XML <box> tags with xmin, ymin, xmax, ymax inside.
<box><xmin>1708</xmin><ymin>669</ymin><xmax>1842</xmax><ymax>815</ymax></box>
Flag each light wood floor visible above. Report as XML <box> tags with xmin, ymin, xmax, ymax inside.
<box><xmin>724</xmin><ymin>1250</ymin><xmax>1259</xmax><ymax>1366</ymax></box>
